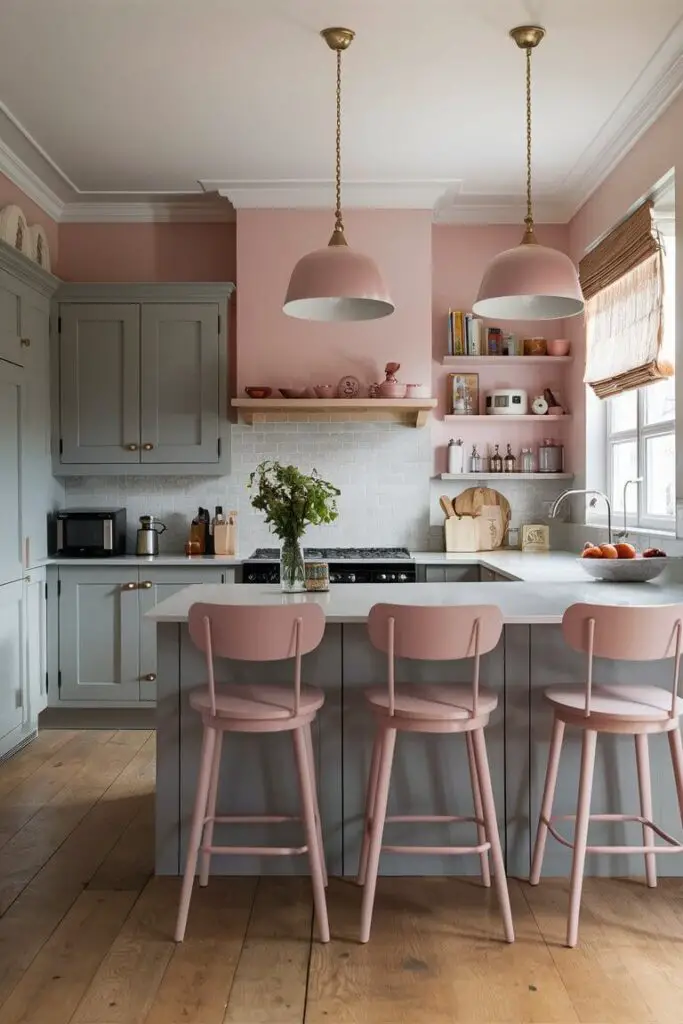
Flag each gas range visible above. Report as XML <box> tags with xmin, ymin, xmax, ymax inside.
<box><xmin>243</xmin><ymin>547</ymin><xmax>416</xmax><ymax>584</ymax></box>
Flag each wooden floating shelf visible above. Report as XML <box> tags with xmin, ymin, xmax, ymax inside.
<box><xmin>438</xmin><ymin>472</ymin><xmax>573</xmax><ymax>481</ymax></box>
<box><xmin>441</xmin><ymin>355</ymin><xmax>572</xmax><ymax>366</ymax></box>
<box><xmin>443</xmin><ymin>414</ymin><xmax>571</xmax><ymax>422</ymax></box>
<box><xmin>232</xmin><ymin>397</ymin><xmax>438</xmax><ymax>428</ymax></box>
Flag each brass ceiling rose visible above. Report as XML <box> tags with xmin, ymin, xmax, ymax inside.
<box><xmin>509</xmin><ymin>25</ymin><xmax>545</xmax><ymax>49</ymax></box>
<box><xmin>321</xmin><ymin>27</ymin><xmax>355</xmax><ymax>52</ymax></box>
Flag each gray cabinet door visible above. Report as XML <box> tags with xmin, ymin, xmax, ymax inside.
<box><xmin>0</xmin><ymin>269</ymin><xmax>23</xmax><ymax>367</ymax></box>
<box><xmin>24</xmin><ymin>570</ymin><xmax>47</xmax><ymax>718</ymax></box>
<box><xmin>138</xmin><ymin>567</ymin><xmax>224</xmax><ymax>701</ymax></box>
<box><xmin>140</xmin><ymin>304</ymin><xmax>220</xmax><ymax>464</ymax></box>
<box><xmin>0</xmin><ymin>359</ymin><xmax>24</xmax><ymax>584</ymax></box>
<box><xmin>59</xmin><ymin>304</ymin><xmax>140</xmax><ymax>464</ymax></box>
<box><xmin>58</xmin><ymin>568</ymin><xmax>141</xmax><ymax>702</ymax></box>
<box><xmin>0</xmin><ymin>580</ymin><xmax>24</xmax><ymax>743</ymax></box>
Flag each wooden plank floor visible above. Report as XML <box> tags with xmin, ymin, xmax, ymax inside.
<box><xmin>1</xmin><ymin>730</ymin><xmax>683</xmax><ymax>1023</ymax></box>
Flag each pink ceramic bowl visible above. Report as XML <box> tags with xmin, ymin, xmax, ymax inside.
<box><xmin>279</xmin><ymin>388</ymin><xmax>309</xmax><ymax>399</ymax></box>
<box><xmin>404</xmin><ymin>384</ymin><xmax>430</xmax><ymax>398</ymax></box>
<box><xmin>547</xmin><ymin>339</ymin><xmax>571</xmax><ymax>356</ymax></box>
<box><xmin>378</xmin><ymin>382</ymin><xmax>407</xmax><ymax>398</ymax></box>
<box><xmin>314</xmin><ymin>384</ymin><xmax>335</xmax><ymax>398</ymax></box>
<box><xmin>244</xmin><ymin>386</ymin><xmax>272</xmax><ymax>399</ymax></box>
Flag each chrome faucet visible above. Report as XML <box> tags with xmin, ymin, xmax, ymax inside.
<box><xmin>615</xmin><ymin>478</ymin><xmax>643</xmax><ymax>541</ymax></box>
<box><xmin>549</xmin><ymin>488</ymin><xmax>613</xmax><ymax>544</ymax></box>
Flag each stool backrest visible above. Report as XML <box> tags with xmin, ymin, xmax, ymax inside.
<box><xmin>188</xmin><ymin>602</ymin><xmax>326</xmax><ymax>716</ymax></box>
<box><xmin>562</xmin><ymin>602</ymin><xmax>683</xmax><ymax>718</ymax></box>
<box><xmin>367</xmin><ymin>603</ymin><xmax>503</xmax><ymax>717</ymax></box>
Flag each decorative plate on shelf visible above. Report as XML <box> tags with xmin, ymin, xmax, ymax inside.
<box><xmin>337</xmin><ymin>374</ymin><xmax>361</xmax><ymax>398</ymax></box>
<box><xmin>27</xmin><ymin>224</ymin><xmax>51</xmax><ymax>271</ymax></box>
<box><xmin>0</xmin><ymin>205</ymin><xmax>29</xmax><ymax>255</ymax></box>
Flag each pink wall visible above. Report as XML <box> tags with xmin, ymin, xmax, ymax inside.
<box><xmin>235</xmin><ymin>209</ymin><xmax>432</xmax><ymax>392</ymax></box>
<box><xmin>567</xmin><ymin>89</ymin><xmax>683</xmax><ymax>489</ymax></box>
<box><xmin>431</xmin><ymin>223</ymin><xmax>573</xmax><ymax>474</ymax></box>
<box><xmin>0</xmin><ymin>171</ymin><xmax>59</xmax><ymax>266</ymax></box>
<box><xmin>57</xmin><ymin>221</ymin><xmax>236</xmax><ymax>282</ymax></box>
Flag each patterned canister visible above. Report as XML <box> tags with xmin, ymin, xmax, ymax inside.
<box><xmin>305</xmin><ymin>561</ymin><xmax>329</xmax><ymax>592</ymax></box>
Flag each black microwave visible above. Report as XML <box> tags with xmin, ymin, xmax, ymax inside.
<box><xmin>49</xmin><ymin>508</ymin><xmax>127</xmax><ymax>557</ymax></box>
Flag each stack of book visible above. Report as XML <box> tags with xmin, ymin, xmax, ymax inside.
<box><xmin>447</xmin><ymin>310</ymin><xmax>505</xmax><ymax>356</ymax></box>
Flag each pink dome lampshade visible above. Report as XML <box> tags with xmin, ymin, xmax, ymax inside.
<box><xmin>284</xmin><ymin>241</ymin><xmax>394</xmax><ymax>322</ymax></box>
<box><xmin>473</xmin><ymin>240</ymin><xmax>584</xmax><ymax>320</ymax></box>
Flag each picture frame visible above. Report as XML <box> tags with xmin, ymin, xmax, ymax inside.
<box><xmin>448</xmin><ymin>372</ymin><xmax>479</xmax><ymax>415</ymax></box>
<box><xmin>521</xmin><ymin>524</ymin><xmax>550</xmax><ymax>553</ymax></box>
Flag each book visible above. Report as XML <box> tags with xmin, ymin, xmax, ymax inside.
<box><xmin>486</xmin><ymin>326</ymin><xmax>503</xmax><ymax>356</ymax></box>
<box><xmin>447</xmin><ymin>309</ymin><xmax>454</xmax><ymax>355</ymax></box>
<box><xmin>470</xmin><ymin>317</ymin><xmax>483</xmax><ymax>356</ymax></box>
<box><xmin>450</xmin><ymin>310</ymin><xmax>465</xmax><ymax>355</ymax></box>
<box><xmin>464</xmin><ymin>314</ymin><xmax>473</xmax><ymax>354</ymax></box>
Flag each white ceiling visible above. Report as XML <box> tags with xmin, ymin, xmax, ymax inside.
<box><xmin>0</xmin><ymin>0</ymin><xmax>681</xmax><ymax>222</ymax></box>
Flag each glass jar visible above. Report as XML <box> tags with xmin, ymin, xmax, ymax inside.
<box><xmin>490</xmin><ymin>444</ymin><xmax>503</xmax><ymax>473</ymax></box>
<box><xmin>503</xmin><ymin>444</ymin><xmax>517</xmax><ymax>473</ymax></box>
<box><xmin>280</xmin><ymin>537</ymin><xmax>306</xmax><ymax>592</ymax></box>
<box><xmin>520</xmin><ymin>447</ymin><xmax>536</xmax><ymax>473</ymax></box>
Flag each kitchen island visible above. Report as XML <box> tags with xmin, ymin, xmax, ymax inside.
<box><xmin>148</xmin><ymin>555</ymin><xmax>683</xmax><ymax>880</ymax></box>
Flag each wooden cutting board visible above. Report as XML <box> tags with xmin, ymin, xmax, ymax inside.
<box><xmin>453</xmin><ymin>487</ymin><xmax>511</xmax><ymax>545</ymax></box>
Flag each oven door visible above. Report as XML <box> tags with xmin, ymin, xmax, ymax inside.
<box><xmin>56</xmin><ymin>515</ymin><xmax>114</xmax><ymax>557</ymax></box>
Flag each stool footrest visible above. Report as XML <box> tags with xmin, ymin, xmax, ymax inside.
<box><xmin>544</xmin><ymin>813</ymin><xmax>683</xmax><ymax>853</ymax></box>
<box><xmin>204</xmin><ymin>814</ymin><xmax>300</xmax><ymax>825</ymax></box>
<box><xmin>382</xmin><ymin>841</ymin><xmax>491</xmax><ymax>855</ymax></box>
<box><xmin>202</xmin><ymin>843</ymin><xmax>307</xmax><ymax>856</ymax></box>
<box><xmin>385</xmin><ymin>814</ymin><xmax>480</xmax><ymax>825</ymax></box>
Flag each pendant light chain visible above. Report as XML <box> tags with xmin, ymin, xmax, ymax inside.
<box><xmin>334</xmin><ymin>47</ymin><xmax>344</xmax><ymax>235</ymax></box>
<box><xmin>523</xmin><ymin>43</ymin><xmax>536</xmax><ymax>241</ymax></box>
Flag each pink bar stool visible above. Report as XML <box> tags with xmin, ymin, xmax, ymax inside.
<box><xmin>175</xmin><ymin>602</ymin><xmax>329</xmax><ymax>944</ymax></box>
<box><xmin>530</xmin><ymin>602</ymin><xmax>683</xmax><ymax>947</ymax></box>
<box><xmin>357</xmin><ymin>603</ymin><xmax>514</xmax><ymax>944</ymax></box>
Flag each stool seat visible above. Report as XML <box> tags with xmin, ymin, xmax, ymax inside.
<box><xmin>544</xmin><ymin>684</ymin><xmax>683</xmax><ymax>722</ymax></box>
<box><xmin>190</xmin><ymin>683</ymin><xmax>324</xmax><ymax>720</ymax></box>
<box><xmin>365</xmin><ymin>683</ymin><xmax>498</xmax><ymax>720</ymax></box>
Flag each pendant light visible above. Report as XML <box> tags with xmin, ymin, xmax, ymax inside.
<box><xmin>283</xmin><ymin>28</ymin><xmax>394</xmax><ymax>322</ymax></box>
<box><xmin>473</xmin><ymin>26</ymin><xmax>584</xmax><ymax>321</ymax></box>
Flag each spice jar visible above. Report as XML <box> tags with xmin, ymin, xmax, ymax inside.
<box><xmin>503</xmin><ymin>444</ymin><xmax>517</xmax><ymax>473</ymax></box>
<box><xmin>520</xmin><ymin>447</ymin><xmax>536</xmax><ymax>473</ymax></box>
<box><xmin>470</xmin><ymin>444</ymin><xmax>484</xmax><ymax>473</ymax></box>
<box><xmin>490</xmin><ymin>444</ymin><xmax>503</xmax><ymax>473</ymax></box>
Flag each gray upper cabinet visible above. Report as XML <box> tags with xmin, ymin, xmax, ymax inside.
<box><xmin>59</xmin><ymin>303</ymin><xmax>141</xmax><ymax>465</ymax></box>
<box><xmin>53</xmin><ymin>283</ymin><xmax>234</xmax><ymax>476</ymax></box>
<box><xmin>0</xmin><ymin>270</ymin><xmax>23</xmax><ymax>366</ymax></box>
<box><xmin>0</xmin><ymin>359</ymin><xmax>24</xmax><ymax>584</ymax></box>
<box><xmin>140</xmin><ymin>303</ymin><xmax>220</xmax><ymax>464</ymax></box>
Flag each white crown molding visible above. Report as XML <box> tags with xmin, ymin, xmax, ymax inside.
<box><xmin>59</xmin><ymin>199</ymin><xmax>234</xmax><ymax>223</ymax></box>
<box><xmin>433</xmin><ymin>193</ymin><xmax>573</xmax><ymax>226</ymax></box>
<box><xmin>201</xmin><ymin>179</ymin><xmax>457</xmax><ymax>211</ymax></box>
<box><xmin>562</xmin><ymin>16</ymin><xmax>683</xmax><ymax>216</ymax></box>
<box><xmin>0</xmin><ymin>135</ymin><xmax>65</xmax><ymax>221</ymax></box>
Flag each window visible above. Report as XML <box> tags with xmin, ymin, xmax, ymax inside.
<box><xmin>604</xmin><ymin>229</ymin><xmax>675</xmax><ymax>530</ymax></box>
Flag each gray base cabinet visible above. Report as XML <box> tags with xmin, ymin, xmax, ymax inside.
<box><xmin>52</xmin><ymin>566</ymin><xmax>231</xmax><ymax>707</ymax></box>
<box><xmin>53</xmin><ymin>283</ymin><xmax>234</xmax><ymax>476</ymax></box>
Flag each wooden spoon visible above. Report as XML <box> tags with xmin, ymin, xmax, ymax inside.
<box><xmin>439</xmin><ymin>495</ymin><xmax>455</xmax><ymax>518</ymax></box>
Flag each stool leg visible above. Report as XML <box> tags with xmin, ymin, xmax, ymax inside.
<box><xmin>566</xmin><ymin>729</ymin><xmax>597</xmax><ymax>948</ymax></box>
<box><xmin>199</xmin><ymin>729</ymin><xmax>223</xmax><ymax>887</ymax></box>
<box><xmin>635</xmin><ymin>733</ymin><xmax>657</xmax><ymax>888</ymax></box>
<box><xmin>668</xmin><ymin>727</ymin><xmax>683</xmax><ymax>827</ymax></box>
<box><xmin>357</xmin><ymin>729</ymin><xmax>382</xmax><ymax>886</ymax></box>
<box><xmin>466</xmin><ymin>730</ymin><xmax>491</xmax><ymax>887</ymax></box>
<box><xmin>292</xmin><ymin>727</ymin><xmax>329</xmax><ymax>943</ymax></box>
<box><xmin>360</xmin><ymin>726</ymin><xmax>396</xmax><ymax>943</ymax></box>
<box><xmin>530</xmin><ymin>716</ymin><xmax>565</xmax><ymax>885</ymax></box>
<box><xmin>471</xmin><ymin>727</ymin><xmax>514</xmax><ymax>943</ymax></box>
<box><xmin>304</xmin><ymin>723</ymin><xmax>328</xmax><ymax>887</ymax></box>
<box><xmin>175</xmin><ymin>725</ymin><xmax>216</xmax><ymax>942</ymax></box>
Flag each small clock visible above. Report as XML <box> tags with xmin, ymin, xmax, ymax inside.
<box><xmin>531</xmin><ymin>395</ymin><xmax>548</xmax><ymax>416</ymax></box>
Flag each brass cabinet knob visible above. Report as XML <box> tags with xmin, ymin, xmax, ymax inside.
<box><xmin>142</xmin><ymin>443</ymin><xmax>154</xmax><ymax>451</ymax></box>
<box><xmin>20</xmin><ymin>337</ymin><xmax>30</xmax><ymax>347</ymax></box>
<box><xmin>143</xmin><ymin>672</ymin><xmax>157</xmax><ymax>682</ymax></box>
<box><xmin>126</xmin><ymin>443</ymin><xmax>139</xmax><ymax>451</ymax></box>
<box><xmin>140</xmin><ymin>580</ymin><xmax>153</xmax><ymax>589</ymax></box>
<box><xmin>123</xmin><ymin>581</ymin><xmax>137</xmax><ymax>590</ymax></box>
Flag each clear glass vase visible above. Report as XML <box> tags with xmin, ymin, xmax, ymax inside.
<box><xmin>280</xmin><ymin>537</ymin><xmax>306</xmax><ymax>592</ymax></box>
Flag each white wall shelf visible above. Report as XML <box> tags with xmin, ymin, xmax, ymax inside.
<box><xmin>443</xmin><ymin>414</ymin><xmax>570</xmax><ymax>422</ymax></box>
<box><xmin>438</xmin><ymin>472</ymin><xmax>573</xmax><ymax>481</ymax></box>
<box><xmin>232</xmin><ymin>397</ymin><xmax>437</xmax><ymax>428</ymax></box>
<box><xmin>441</xmin><ymin>355</ymin><xmax>572</xmax><ymax>366</ymax></box>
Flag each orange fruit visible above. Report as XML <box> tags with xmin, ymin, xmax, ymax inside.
<box><xmin>599</xmin><ymin>544</ymin><xmax>618</xmax><ymax>559</ymax></box>
<box><xmin>581</xmin><ymin>546</ymin><xmax>603</xmax><ymax>559</ymax></box>
<box><xmin>615</xmin><ymin>542</ymin><xmax>636</xmax><ymax>559</ymax></box>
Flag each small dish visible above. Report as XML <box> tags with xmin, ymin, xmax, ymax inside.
<box><xmin>337</xmin><ymin>375</ymin><xmax>361</xmax><ymax>398</ymax></box>
<box><xmin>245</xmin><ymin>386</ymin><xmax>272</xmax><ymax>399</ymax></box>
<box><xmin>279</xmin><ymin>388</ymin><xmax>309</xmax><ymax>399</ymax></box>
<box><xmin>547</xmin><ymin>339</ymin><xmax>571</xmax><ymax>356</ymax></box>
<box><xmin>577</xmin><ymin>557</ymin><xmax>669</xmax><ymax>583</ymax></box>
<box><xmin>404</xmin><ymin>384</ymin><xmax>430</xmax><ymax>398</ymax></box>
<box><xmin>378</xmin><ymin>382</ymin><xmax>407</xmax><ymax>398</ymax></box>
<box><xmin>314</xmin><ymin>384</ymin><xmax>335</xmax><ymax>398</ymax></box>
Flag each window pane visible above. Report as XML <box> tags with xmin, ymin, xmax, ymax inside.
<box><xmin>608</xmin><ymin>390</ymin><xmax>638</xmax><ymax>434</ymax></box>
<box><xmin>611</xmin><ymin>441</ymin><xmax>638</xmax><ymax>513</ymax></box>
<box><xmin>644</xmin><ymin>378</ymin><xmax>675</xmax><ymax>425</ymax></box>
<box><xmin>646</xmin><ymin>433</ymin><xmax>675</xmax><ymax>518</ymax></box>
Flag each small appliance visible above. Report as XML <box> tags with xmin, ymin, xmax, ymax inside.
<box><xmin>50</xmin><ymin>508</ymin><xmax>126</xmax><ymax>558</ymax></box>
<box><xmin>485</xmin><ymin>389</ymin><xmax>528</xmax><ymax>415</ymax></box>
<box><xmin>242</xmin><ymin>547</ymin><xmax>416</xmax><ymax>585</ymax></box>
<box><xmin>135</xmin><ymin>515</ymin><xmax>167</xmax><ymax>556</ymax></box>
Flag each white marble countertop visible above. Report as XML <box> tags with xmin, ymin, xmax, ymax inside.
<box><xmin>39</xmin><ymin>554</ymin><xmax>243</xmax><ymax>567</ymax></box>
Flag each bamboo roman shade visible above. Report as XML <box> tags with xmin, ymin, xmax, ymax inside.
<box><xmin>581</xmin><ymin>200</ymin><xmax>670</xmax><ymax>399</ymax></box>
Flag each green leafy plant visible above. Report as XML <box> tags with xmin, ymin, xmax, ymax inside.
<box><xmin>248</xmin><ymin>460</ymin><xmax>340</xmax><ymax>541</ymax></box>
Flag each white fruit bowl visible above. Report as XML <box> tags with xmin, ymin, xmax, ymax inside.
<box><xmin>577</xmin><ymin>557</ymin><xmax>669</xmax><ymax>583</ymax></box>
